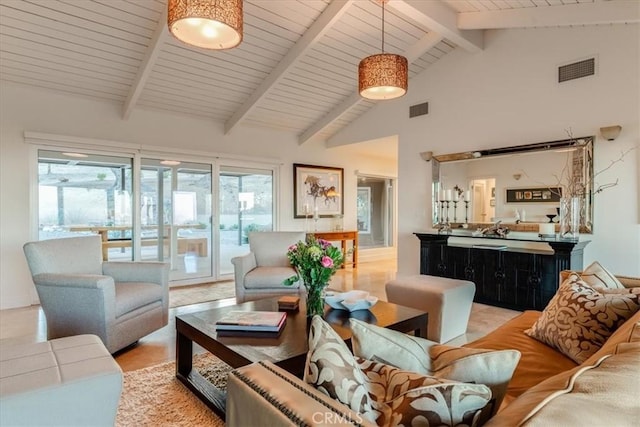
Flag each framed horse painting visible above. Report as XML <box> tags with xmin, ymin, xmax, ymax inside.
<box><xmin>293</xmin><ymin>163</ymin><xmax>344</xmax><ymax>218</ymax></box>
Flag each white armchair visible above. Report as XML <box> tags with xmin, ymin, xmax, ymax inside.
<box><xmin>231</xmin><ymin>231</ymin><xmax>305</xmax><ymax>303</ymax></box>
<box><xmin>23</xmin><ymin>235</ymin><xmax>169</xmax><ymax>354</ymax></box>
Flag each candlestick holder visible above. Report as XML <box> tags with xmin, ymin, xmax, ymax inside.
<box><xmin>453</xmin><ymin>201</ymin><xmax>458</xmax><ymax>223</ymax></box>
<box><xmin>445</xmin><ymin>201</ymin><xmax>450</xmax><ymax>223</ymax></box>
<box><xmin>313</xmin><ymin>212</ymin><xmax>319</xmax><ymax>231</ymax></box>
<box><xmin>464</xmin><ymin>201</ymin><xmax>469</xmax><ymax>224</ymax></box>
<box><xmin>435</xmin><ymin>201</ymin><xmax>451</xmax><ymax>234</ymax></box>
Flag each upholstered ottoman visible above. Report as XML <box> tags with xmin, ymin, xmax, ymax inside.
<box><xmin>0</xmin><ymin>334</ymin><xmax>122</xmax><ymax>426</ymax></box>
<box><xmin>386</xmin><ymin>275</ymin><xmax>475</xmax><ymax>343</ymax></box>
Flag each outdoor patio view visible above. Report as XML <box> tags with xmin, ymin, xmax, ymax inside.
<box><xmin>37</xmin><ymin>150</ymin><xmax>274</xmax><ymax>283</ymax></box>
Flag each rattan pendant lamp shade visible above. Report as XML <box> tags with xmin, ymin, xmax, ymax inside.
<box><xmin>167</xmin><ymin>0</ymin><xmax>243</xmax><ymax>50</ymax></box>
<box><xmin>358</xmin><ymin>1</ymin><xmax>408</xmax><ymax>100</ymax></box>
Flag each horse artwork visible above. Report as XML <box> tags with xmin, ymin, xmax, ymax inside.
<box><xmin>294</xmin><ymin>164</ymin><xmax>343</xmax><ymax>218</ymax></box>
<box><xmin>304</xmin><ymin>175</ymin><xmax>339</xmax><ymax>206</ymax></box>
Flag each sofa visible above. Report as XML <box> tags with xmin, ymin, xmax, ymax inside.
<box><xmin>226</xmin><ymin>269</ymin><xmax>640</xmax><ymax>426</ymax></box>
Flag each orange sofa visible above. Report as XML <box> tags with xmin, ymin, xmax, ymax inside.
<box><xmin>471</xmin><ymin>274</ymin><xmax>640</xmax><ymax>425</ymax></box>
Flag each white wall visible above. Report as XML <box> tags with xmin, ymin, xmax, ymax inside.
<box><xmin>330</xmin><ymin>24</ymin><xmax>640</xmax><ymax>277</ymax></box>
<box><xmin>0</xmin><ymin>83</ymin><xmax>396</xmax><ymax>309</ymax></box>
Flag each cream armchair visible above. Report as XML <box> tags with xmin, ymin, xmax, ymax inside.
<box><xmin>23</xmin><ymin>235</ymin><xmax>169</xmax><ymax>354</ymax></box>
<box><xmin>231</xmin><ymin>231</ymin><xmax>305</xmax><ymax>303</ymax></box>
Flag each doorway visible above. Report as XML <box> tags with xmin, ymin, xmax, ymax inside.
<box><xmin>356</xmin><ymin>175</ymin><xmax>394</xmax><ymax>249</ymax></box>
<box><xmin>470</xmin><ymin>178</ymin><xmax>496</xmax><ymax>223</ymax></box>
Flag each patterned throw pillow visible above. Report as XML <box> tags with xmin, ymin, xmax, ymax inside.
<box><xmin>525</xmin><ymin>274</ymin><xmax>640</xmax><ymax>364</ymax></box>
<box><xmin>305</xmin><ymin>315</ymin><xmax>380</xmax><ymax>423</ymax></box>
<box><xmin>306</xmin><ymin>316</ymin><xmax>492</xmax><ymax>427</ymax></box>
<box><xmin>350</xmin><ymin>318</ymin><xmax>519</xmax><ymax>422</ymax></box>
<box><xmin>579</xmin><ymin>261</ymin><xmax>625</xmax><ymax>289</ymax></box>
<box><xmin>359</xmin><ymin>359</ymin><xmax>491</xmax><ymax>427</ymax></box>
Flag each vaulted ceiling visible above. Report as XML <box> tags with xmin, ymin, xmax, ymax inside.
<box><xmin>1</xmin><ymin>0</ymin><xmax>636</xmax><ymax>144</ymax></box>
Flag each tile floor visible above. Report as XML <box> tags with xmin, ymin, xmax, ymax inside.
<box><xmin>0</xmin><ymin>259</ymin><xmax>520</xmax><ymax>372</ymax></box>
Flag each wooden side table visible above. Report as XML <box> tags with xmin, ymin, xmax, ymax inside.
<box><xmin>308</xmin><ymin>230</ymin><xmax>358</xmax><ymax>268</ymax></box>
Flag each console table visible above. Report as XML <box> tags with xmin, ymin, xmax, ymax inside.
<box><xmin>414</xmin><ymin>232</ymin><xmax>589</xmax><ymax>311</ymax></box>
<box><xmin>309</xmin><ymin>230</ymin><xmax>358</xmax><ymax>268</ymax></box>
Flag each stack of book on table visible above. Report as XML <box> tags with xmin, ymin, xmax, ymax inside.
<box><xmin>215</xmin><ymin>311</ymin><xmax>287</xmax><ymax>337</ymax></box>
<box><xmin>277</xmin><ymin>296</ymin><xmax>300</xmax><ymax>311</ymax></box>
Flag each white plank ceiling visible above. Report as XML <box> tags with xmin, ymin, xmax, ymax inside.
<box><xmin>1</xmin><ymin>0</ymin><xmax>636</xmax><ymax>145</ymax></box>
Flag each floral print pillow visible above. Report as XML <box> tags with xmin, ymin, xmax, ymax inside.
<box><xmin>525</xmin><ymin>274</ymin><xmax>640</xmax><ymax>364</ymax></box>
<box><xmin>305</xmin><ymin>316</ymin><xmax>492</xmax><ymax>426</ymax></box>
<box><xmin>359</xmin><ymin>359</ymin><xmax>491</xmax><ymax>427</ymax></box>
<box><xmin>305</xmin><ymin>315</ymin><xmax>382</xmax><ymax>422</ymax></box>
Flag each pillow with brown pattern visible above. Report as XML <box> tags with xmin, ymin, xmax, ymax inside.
<box><xmin>525</xmin><ymin>274</ymin><xmax>640</xmax><ymax>364</ymax></box>
<box><xmin>305</xmin><ymin>316</ymin><xmax>492</xmax><ymax>427</ymax></box>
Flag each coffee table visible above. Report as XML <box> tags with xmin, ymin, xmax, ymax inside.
<box><xmin>175</xmin><ymin>296</ymin><xmax>428</xmax><ymax>419</ymax></box>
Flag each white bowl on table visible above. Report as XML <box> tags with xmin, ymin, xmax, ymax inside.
<box><xmin>325</xmin><ymin>290</ymin><xmax>378</xmax><ymax>312</ymax></box>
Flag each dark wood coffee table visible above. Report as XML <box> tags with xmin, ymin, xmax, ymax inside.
<box><xmin>175</xmin><ymin>296</ymin><xmax>428</xmax><ymax>419</ymax></box>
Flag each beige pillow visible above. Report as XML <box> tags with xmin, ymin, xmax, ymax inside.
<box><xmin>579</xmin><ymin>261</ymin><xmax>625</xmax><ymax>289</ymax></box>
<box><xmin>350</xmin><ymin>318</ymin><xmax>520</xmax><ymax>422</ymax></box>
<box><xmin>485</xmin><ymin>343</ymin><xmax>640</xmax><ymax>427</ymax></box>
<box><xmin>525</xmin><ymin>274</ymin><xmax>640</xmax><ymax>364</ymax></box>
<box><xmin>306</xmin><ymin>316</ymin><xmax>492</xmax><ymax>427</ymax></box>
<box><xmin>349</xmin><ymin>316</ymin><xmax>435</xmax><ymax>372</ymax></box>
<box><xmin>526</xmin><ymin>344</ymin><xmax>639</xmax><ymax>426</ymax></box>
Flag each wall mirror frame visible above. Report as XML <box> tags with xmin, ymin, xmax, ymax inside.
<box><xmin>431</xmin><ymin>136</ymin><xmax>594</xmax><ymax>234</ymax></box>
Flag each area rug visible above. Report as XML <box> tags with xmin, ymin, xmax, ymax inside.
<box><xmin>169</xmin><ymin>281</ymin><xmax>236</xmax><ymax>308</ymax></box>
<box><xmin>116</xmin><ymin>353</ymin><xmax>232</xmax><ymax>426</ymax></box>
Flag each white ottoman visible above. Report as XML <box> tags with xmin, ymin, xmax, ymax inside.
<box><xmin>386</xmin><ymin>275</ymin><xmax>476</xmax><ymax>343</ymax></box>
<box><xmin>0</xmin><ymin>334</ymin><xmax>122</xmax><ymax>426</ymax></box>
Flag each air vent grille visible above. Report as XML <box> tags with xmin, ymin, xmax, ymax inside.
<box><xmin>409</xmin><ymin>102</ymin><xmax>428</xmax><ymax>118</ymax></box>
<box><xmin>558</xmin><ymin>58</ymin><xmax>595</xmax><ymax>83</ymax></box>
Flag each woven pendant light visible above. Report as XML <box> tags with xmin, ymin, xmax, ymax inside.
<box><xmin>358</xmin><ymin>1</ymin><xmax>408</xmax><ymax>100</ymax></box>
<box><xmin>168</xmin><ymin>0</ymin><xmax>243</xmax><ymax>50</ymax></box>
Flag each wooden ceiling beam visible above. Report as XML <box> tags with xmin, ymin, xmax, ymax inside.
<box><xmin>122</xmin><ymin>9</ymin><xmax>168</xmax><ymax>120</ymax></box>
<box><xmin>458</xmin><ymin>1</ymin><xmax>640</xmax><ymax>30</ymax></box>
<box><xmin>389</xmin><ymin>0</ymin><xmax>483</xmax><ymax>53</ymax></box>
<box><xmin>223</xmin><ymin>0</ymin><xmax>354</xmax><ymax>135</ymax></box>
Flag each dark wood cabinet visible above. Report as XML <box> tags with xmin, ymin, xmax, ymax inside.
<box><xmin>415</xmin><ymin>233</ymin><xmax>589</xmax><ymax>311</ymax></box>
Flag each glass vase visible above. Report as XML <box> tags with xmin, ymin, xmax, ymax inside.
<box><xmin>305</xmin><ymin>285</ymin><xmax>326</xmax><ymax>317</ymax></box>
<box><xmin>559</xmin><ymin>197</ymin><xmax>581</xmax><ymax>238</ymax></box>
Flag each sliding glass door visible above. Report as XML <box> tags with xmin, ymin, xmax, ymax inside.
<box><xmin>141</xmin><ymin>158</ymin><xmax>213</xmax><ymax>281</ymax></box>
<box><xmin>219</xmin><ymin>166</ymin><xmax>274</xmax><ymax>275</ymax></box>
<box><xmin>37</xmin><ymin>149</ymin><xmax>276</xmax><ymax>284</ymax></box>
<box><xmin>37</xmin><ymin>150</ymin><xmax>134</xmax><ymax>261</ymax></box>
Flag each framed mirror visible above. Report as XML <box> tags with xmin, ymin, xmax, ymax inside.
<box><xmin>431</xmin><ymin>136</ymin><xmax>594</xmax><ymax>233</ymax></box>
